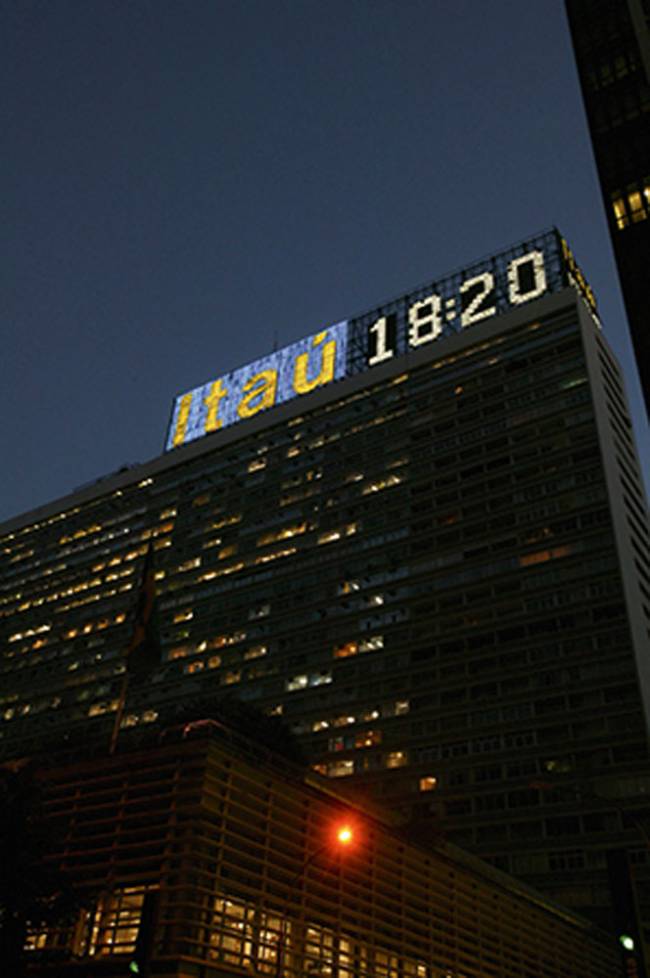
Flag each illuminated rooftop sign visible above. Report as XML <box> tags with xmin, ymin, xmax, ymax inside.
<box><xmin>165</xmin><ymin>229</ymin><xmax>596</xmax><ymax>451</ymax></box>
<box><xmin>167</xmin><ymin>324</ymin><xmax>348</xmax><ymax>451</ymax></box>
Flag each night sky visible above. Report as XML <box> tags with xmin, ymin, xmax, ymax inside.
<box><xmin>2</xmin><ymin>0</ymin><xmax>648</xmax><ymax>525</ymax></box>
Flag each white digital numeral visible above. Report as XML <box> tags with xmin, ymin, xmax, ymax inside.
<box><xmin>507</xmin><ymin>250</ymin><xmax>547</xmax><ymax>305</ymax></box>
<box><xmin>460</xmin><ymin>272</ymin><xmax>496</xmax><ymax>327</ymax></box>
<box><xmin>368</xmin><ymin>316</ymin><xmax>395</xmax><ymax>366</ymax></box>
<box><xmin>408</xmin><ymin>294</ymin><xmax>443</xmax><ymax>348</ymax></box>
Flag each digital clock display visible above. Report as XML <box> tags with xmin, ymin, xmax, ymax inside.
<box><xmin>349</xmin><ymin>243</ymin><xmax>558</xmax><ymax>371</ymax></box>
<box><xmin>166</xmin><ymin>229</ymin><xmax>595</xmax><ymax>451</ymax></box>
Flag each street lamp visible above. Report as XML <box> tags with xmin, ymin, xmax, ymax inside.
<box><xmin>274</xmin><ymin>821</ymin><xmax>357</xmax><ymax>978</ymax></box>
<box><xmin>336</xmin><ymin>825</ymin><xmax>353</xmax><ymax>846</ymax></box>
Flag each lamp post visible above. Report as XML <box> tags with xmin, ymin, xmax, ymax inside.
<box><xmin>274</xmin><ymin>822</ymin><xmax>355</xmax><ymax>978</ymax></box>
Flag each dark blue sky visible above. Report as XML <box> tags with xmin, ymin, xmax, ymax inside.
<box><xmin>2</xmin><ymin>0</ymin><xmax>647</xmax><ymax>524</ymax></box>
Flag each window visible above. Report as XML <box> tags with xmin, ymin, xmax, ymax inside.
<box><xmin>359</xmin><ymin>635</ymin><xmax>384</xmax><ymax>652</ymax></box>
<box><xmin>419</xmin><ymin>775</ymin><xmax>438</xmax><ymax>792</ymax></box>
<box><xmin>611</xmin><ymin>179</ymin><xmax>650</xmax><ymax>229</ymax></box>
<box><xmin>286</xmin><ymin>674</ymin><xmax>308</xmax><ymax>692</ymax></box>
<box><xmin>334</xmin><ymin>641</ymin><xmax>358</xmax><ymax>659</ymax></box>
<box><xmin>89</xmin><ymin>887</ymin><xmax>150</xmax><ymax>956</ymax></box>
<box><xmin>355</xmin><ymin>729</ymin><xmax>382</xmax><ymax>748</ymax></box>
<box><xmin>328</xmin><ymin>759</ymin><xmax>354</xmax><ymax>777</ymax></box>
<box><xmin>208</xmin><ymin>897</ymin><xmax>255</xmax><ymax>967</ymax></box>
<box><xmin>385</xmin><ymin>750</ymin><xmax>408</xmax><ymax>769</ymax></box>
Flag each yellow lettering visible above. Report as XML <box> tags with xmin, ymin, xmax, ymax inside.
<box><xmin>237</xmin><ymin>370</ymin><xmax>278</xmax><ymax>419</ymax></box>
<box><xmin>172</xmin><ymin>393</ymin><xmax>193</xmax><ymax>447</ymax></box>
<box><xmin>204</xmin><ymin>379</ymin><xmax>229</xmax><ymax>433</ymax></box>
<box><xmin>293</xmin><ymin>331</ymin><xmax>336</xmax><ymax>395</ymax></box>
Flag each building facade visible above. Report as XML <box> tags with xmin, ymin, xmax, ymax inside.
<box><xmin>22</xmin><ymin>723</ymin><xmax>625</xmax><ymax>978</ymax></box>
<box><xmin>565</xmin><ymin>0</ymin><xmax>650</xmax><ymax>413</ymax></box>
<box><xmin>2</xmin><ymin>232</ymin><xmax>650</xmax><ymax>947</ymax></box>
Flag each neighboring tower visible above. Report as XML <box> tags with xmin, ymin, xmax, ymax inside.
<box><xmin>565</xmin><ymin>0</ymin><xmax>650</xmax><ymax>415</ymax></box>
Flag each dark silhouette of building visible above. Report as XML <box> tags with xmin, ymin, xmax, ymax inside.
<box><xmin>20</xmin><ymin>720</ymin><xmax>625</xmax><ymax>978</ymax></box>
<box><xmin>565</xmin><ymin>0</ymin><xmax>650</xmax><ymax>414</ymax></box>
<box><xmin>2</xmin><ymin>231</ymin><xmax>650</xmax><ymax>959</ymax></box>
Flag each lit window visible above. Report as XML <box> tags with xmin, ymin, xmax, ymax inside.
<box><xmin>359</xmin><ymin>635</ymin><xmax>384</xmax><ymax>652</ymax></box>
<box><xmin>286</xmin><ymin>674</ymin><xmax>308</xmax><ymax>692</ymax></box>
<box><xmin>310</xmin><ymin>671</ymin><xmax>332</xmax><ymax>687</ymax></box>
<box><xmin>333</xmin><ymin>641</ymin><xmax>358</xmax><ymax>659</ymax></box>
<box><xmin>362</xmin><ymin>473</ymin><xmax>402</xmax><ymax>495</ymax></box>
<box><xmin>328</xmin><ymin>759</ymin><xmax>354</xmax><ymax>777</ymax></box>
<box><xmin>88</xmin><ymin>887</ymin><xmax>150</xmax><ymax>956</ymax></box>
<box><xmin>254</xmin><ymin>547</ymin><xmax>297</xmax><ymax>564</ymax></box>
<box><xmin>419</xmin><ymin>776</ymin><xmax>438</xmax><ymax>792</ymax></box>
<box><xmin>355</xmin><ymin>729</ymin><xmax>382</xmax><ymax>748</ymax></box>
<box><xmin>361</xmin><ymin>708</ymin><xmax>380</xmax><ymax>721</ymax></box>
<box><xmin>211</xmin><ymin>513</ymin><xmax>242</xmax><ymax>530</ymax></box>
<box><xmin>87</xmin><ymin>700</ymin><xmax>118</xmax><ymax>717</ymax></box>
<box><xmin>202</xmin><ymin>536</ymin><xmax>222</xmax><ymax>549</ymax></box>
<box><xmin>319</xmin><ymin>529</ymin><xmax>341</xmax><ymax>544</ymax></box>
<box><xmin>628</xmin><ymin>190</ymin><xmax>646</xmax><ymax>222</ymax></box>
<box><xmin>177</xmin><ymin>557</ymin><xmax>201</xmax><ymax>572</ymax></box>
<box><xmin>24</xmin><ymin>928</ymin><xmax>49</xmax><ymax>951</ymax></box>
<box><xmin>169</xmin><ymin>645</ymin><xmax>190</xmax><ymax>660</ymax></box>
<box><xmin>519</xmin><ymin>545</ymin><xmax>571</xmax><ymax>567</ymax></box>
<box><xmin>338</xmin><ymin>579</ymin><xmax>361</xmax><ymax>595</ymax></box>
<box><xmin>244</xmin><ymin>644</ymin><xmax>267</xmax><ymax>660</ymax></box>
<box><xmin>332</xmin><ymin>714</ymin><xmax>356</xmax><ymax>727</ymax></box>
<box><xmin>258</xmin><ymin>523</ymin><xmax>307</xmax><ymax>546</ymax></box>
<box><xmin>612</xmin><ymin>195</ymin><xmax>628</xmax><ymax>229</ymax></box>
<box><xmin>318</xmin><ymin>524</ymin><xmax>357</xmax><ymax>545</ymax></box>
<box><xmin>386</xmin><ymin>751</ymin><xmax>408</xmax><ymax>769</ymax></box>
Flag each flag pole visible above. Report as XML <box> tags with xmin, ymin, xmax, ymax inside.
<box><xmin>109</xmin><ymin>668</ymin><xmax>130</xmax><ymax>755</ymax></box>
<box><xmin>109</xmin><ymin>542</ymin><xmax>158</xmax><ymax>755</ymax></box>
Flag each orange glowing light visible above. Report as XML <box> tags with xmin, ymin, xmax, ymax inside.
<box><xmin>337</xmin><ymin>825</ymin><xmax>353</xmax><ymax>845</ymax></box>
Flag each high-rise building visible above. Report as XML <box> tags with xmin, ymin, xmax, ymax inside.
<box><xmin>565</xmin><ymin>0</ymin><xmax>650</xmax><ymax>414</ymax></box>
<box><xmin>2</xmin><ymin>231</ymin><xmax>650</xmax><ymax>948</ymax></box>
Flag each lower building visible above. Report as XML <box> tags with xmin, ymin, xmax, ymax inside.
<box><xmin>19</xmin><ymin>720</ymin><xmax>625</xmax><ymax>978</ymax></box>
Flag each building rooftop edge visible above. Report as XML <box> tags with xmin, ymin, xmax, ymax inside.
<box><xmin>29</xmin><ymin>720</ymin><xmax>617</xmax><ymax>944</ymax></box>
<box><xmin>2</xmin><ymin>286</ymin><xmax>597</xmax><ymax>538</ymax></box>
